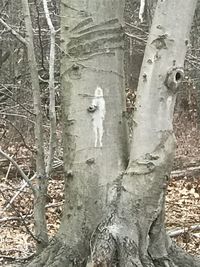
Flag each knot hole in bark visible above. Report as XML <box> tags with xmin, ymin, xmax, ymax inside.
<box><xmin>68</xmin><ymin>64</ymin><xmax>82</xmax><ymax>79</ymax></box>
<box><xmin>175</xmin><ymin>71</ymin><xmax>182</xmax><ymax>82</ymax></box>
<box><xmin>87</xmin><ymin>105</ymin><xmax>98</xmax><ymax>113</ymax></box>
<box><xmin>165</xmin><ymin>67</ymin><xmax>184</xmax><ymax>93</ymax></box>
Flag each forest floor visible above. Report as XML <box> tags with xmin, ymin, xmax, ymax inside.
<box><xmin>0</xmin><ymin>90</ymin><xmax>200</xmax><ymax>266</ymax></box>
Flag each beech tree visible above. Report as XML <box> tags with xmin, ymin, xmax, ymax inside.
<box><xmin>27</xmin><ymin>0</ymin><xmax>200</xmax><ymax>267</ymax></box>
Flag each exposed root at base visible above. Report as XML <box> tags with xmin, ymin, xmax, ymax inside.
<box><xmin>26</xmin><ymin>238</ymin><xmax>87</xmax><ymax>267</ymax></box>
<box><xmin>86</xmin><ymin>221</ymin><xmax>200</xmax><ymax>267</ymax></box>
<box><xmin>25</xmin><ymin>234</ymin><xmax>200</xmax><ymax>267</ymax></box>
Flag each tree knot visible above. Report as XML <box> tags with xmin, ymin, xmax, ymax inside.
<box><xmin>164</xmin><ymin>67</ymin><xmax>184</xmax><ymax>93</ymax></box>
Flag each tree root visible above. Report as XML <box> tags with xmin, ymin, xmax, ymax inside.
<box><xmin>167</xmin><ymin>244</ymin><xmax>200</xmax><ymax>267</ymax></box>
<box><xmin>25</xmin><ymin>228</ymin><xmax>200</xmax><ymax>267</ymax></box>
<box><xmin>86</xmin><ymin>218</ymin><xmax>200</xmax><ymax>267</ymax></box>
<box><xmin>25</xmin><ymin>238</ymin><xmax>87</xmax><ymax>267</ymax></box>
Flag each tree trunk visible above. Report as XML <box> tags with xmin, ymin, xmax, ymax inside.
<box><xmin>21</xmin><ymin>0</ymin><xmax>48</xmax><ymax>252</ymax></box>
<box><xmin>26</xmin><ymin>0</ymin><xmax>200</xmax><ymax>266</ymax></box>
<box><xmin>124</xmin><ymin>0</ymin><xmax>157</xmax><ymax>91</ymax></box>
<box><xmin>191</xmin><ymin>1</ymin><xmax>200</xmax><ymax>127</ymax></box>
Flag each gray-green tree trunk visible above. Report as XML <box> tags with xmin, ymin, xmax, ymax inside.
<box><xmin>27</xmin><ymin>0</ymin><xmax>200</xmax><ymax>266</ymax></box>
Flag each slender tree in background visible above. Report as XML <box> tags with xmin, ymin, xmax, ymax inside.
<box><xmin>27</xmin><ymin>0</ymin><xmax>200</xmax><ymax>266</ymax></box>
<box><xmin>21</xmin><ymin>0</ymin><xmax>48</xmax><ymax>252</ymax></box>
<box><xmin>0</xmin><ymin>0</ymin><xmax>58</xmax><ymax>254</ymax></box>
<box><xmin>124</xmin><ymin>0</ymin><xmax>157</xmax><ymax>90</ymax></box>
<box><xmin>190</xmin><ymin>1</ymin><xmax>200</xmax><ymax>126</ymax></box>
<box><xmin>42</xmin><ymin>0</ymin><xmax>57</xmax><ymax>178</ymax></box>
<box><xmin>21</xmin><ymin>0</ymin><xmax>57</xmax><ymax>252</ymax></box>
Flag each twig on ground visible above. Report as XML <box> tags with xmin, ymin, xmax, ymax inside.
<box><xmin>5</xmin><ymin>156</ymin><xmax>13</xmax><ymax>180</ymax></box>
<box><xmin>168</xmin><ymin>224</ymin><xmax>200</xmax><ymax>237</ymax></box>
<box><xmin>0</xmin><ymin>214</ymin><xmax>32</xmax><ymax>223</ymax></box>
<box><xmin>3</xmin><ymin>174</ymin><xmax>36</xmax><ymax>212</ymax></box>
<box><xmin>0</xmin><ymin>253</ymin><xmax>35</xmax><ymax>262</ymax></box>
<box><xmin>45</xmin><ymin>201</ymin><xmax>64</xmax><ymax>208</ymax></box>
<box><xmin>171</xmin><ymin>165</ymin><xmax>200</xmax><ymax>179</ymax></box>
<box><xmin>0</xmin><ymin>189</ymin><xmax>39</xmax><ymax>243</ymax></box>
<box><xmin>0</xmin><ymin>255</ymin><xmax>16</xmax><ymax>261</ymax></box>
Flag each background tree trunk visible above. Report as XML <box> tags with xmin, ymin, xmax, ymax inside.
<box><xmin>21</xmin><ymin>0</ymin><xmax>48</xmax><ymax>252</ymax></box>
<box><xmin>190</xmin><ymin>0</ymin><xmax>200</xmax><ymax>127</ymax></box>
<box><xmin>124</xmin><ymin>0</ymin><xmax>157</xmax><ymax>91</ymax></box>
<box><xmin>26</xmin><ymin>0</ymin><xmax>200</xmax><ymax>266</ymax></box>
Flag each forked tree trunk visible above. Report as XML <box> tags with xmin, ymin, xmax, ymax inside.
<box><xmin>27</xmin><ymin>0</ymin><xmax>200</xmax><ymax>266</ymax></box>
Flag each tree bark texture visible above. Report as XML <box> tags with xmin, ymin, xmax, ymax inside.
<box><xmin>26</xmin><ymin>0</ymin><xmax>200</xmax><ymax>266</ymax></box>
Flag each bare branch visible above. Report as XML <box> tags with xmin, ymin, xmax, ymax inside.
<box><xmin>0</xmin><ymin>84</ymin><xmax>35</xmax><ymax>115</ymax></box>
<box><xmin>125</xmin><ymin>22</ymin><xmax>148</xmax><ymax>35</ymax></box>
<box><xmin>5</xmin><ymin>119</ymin><xmax>34</xmax><ymax>152</ymax></box>
<box><xmin>0</xmin><ymin>112</ymin><xmax>35</xmax><ymax>124</ymax></box>
<box><xmin>125</xmin><ymin>32</ymin><xmax>147</xmax><ymax>43</ymax></box>
<box><xmin>0</xmin><ymin>148</ymin><xmax>36</xmax><ymax>193</ymax></box>
<box><xmin>0</xmin><ymin>18</ymin><xmax>28</xmax><ymax>45</ymax></box>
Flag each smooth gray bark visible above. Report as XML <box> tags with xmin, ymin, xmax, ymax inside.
<box><xmin>26</xmin><ymin>0</ymin><xmax>200</xmax><ymax>266</ymax></box>
<box><xmin>60</xmin><ymin>0</ymin><xmax>127</xmax><ymax>253</ymax></box>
